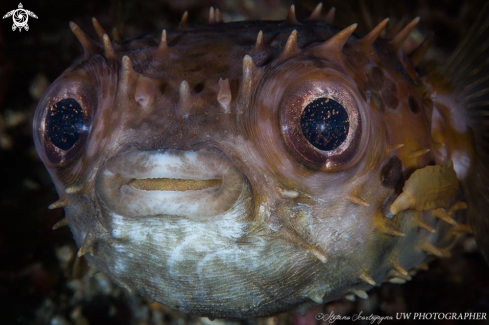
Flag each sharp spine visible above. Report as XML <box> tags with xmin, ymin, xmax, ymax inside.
<box><xmin>358</xmin><ymin>18</ymin><xmax>390</xmax><ymax>46</ymax></box>
<box><xmin>381</xmin><ymin>225</ymin><xmax>405</xmax><ymax>237</ymax></box>
<box><xmin>65</xmin><ymin>185</ymin><xmax>83</xmax><ymax>194</ymax></box>
<box><xmin>389</xmin><ymin>192</ymin><xmax>414</xmax><ymax>216</ymax></box>
<box><xmin>353</xmin><ymin>290</ymin><xmax>368</xmax><ymax>299</ymax></box>
<box><xmin>392</xmin><ymin>261</ymin><xmax>409</xmax><ymax>276</ymax></box>
<box><xmin>386</xmin><ymin>143</ymin><xmax>404</xmax><ymax>154</ymax></box>
<box><xmin>407</xmin><ymin>148</ymin><xmax>430</xmax><ymax>159</ymax></box>
<box><xmin>318</xmin><ymin>24</ymin><xmax>357</xmax><ymax>56</ymax></box>
<box><xmin>240</xmin><ymin>54</ymin><xmax>258</xmax><ymax>113</ymax></box>
<box><xmin>77</xmin><ymin>233</ymin><xmax>96</xmax><ymax>257</ymax></box>
<box><xmin>179</xmin><ymin>11</ymin><xmax>188</xmax><ymax>27</ymax></box>
<box><xmin>279</xmin><ymin>188</ymin><xmax>300</xmax><ymax>199</ymax></box>
<box><xmin>409</xmin><ymin>32</ymin><xmax>434</xmax><ymax>66</ymax></box>
<box><xmin>217</xmin><ymin>78</ymin><xmax>232</xmax><ymax>114</ymax></box>
<box><xmin>52</xmin><ymin>217</ymin><xmax>69</xmax><ymax>230</ymax></box>
<box><xmin>286</xmin><ymin>5</ymin><xmax>299</xmax><ymax>25</ymax></box>
<box><xmin>359</xmin><ymin>273</ymin><xmax>376</xmax><ymax>286</ymax></box>
<box><xmin>179</xmin><ymin>80</ymin><xmax>192</xmax><ymax>116</ymax></box>
<box><xmin>420</xmin><ymin>241</ymin><xmax>444</xmax><ymax>257</ymax></box>
<box><xmin>119</xmin><ymin>281</ymin><xmax>134</xmax><ymax>295</ymax></box>
<box><xmin>387</xmin><ymin>143</ymin><xmax>404</xmax><ymax>152</ymax></box>
<box><xmin>389</xmin><ymin>277</ymin><xmax>406</xmax><ymax>284</ymax></box>
<box><xmin>208</xmin><ymin>7</ymin><xmax>217</xmax><ymax>24</ymax></box>
<box><xmin>312</xmin><ymin>248</ymin><xmax>327</xmax><ymax>263</ymax></box>
<box><xmin>102</xmin><ymin>34</ymin><xmax>116</xmax><ymax>61</ymax></box>
<box><xmin>121</xmin><ymin>55</ymin><xmax>135</xmax><ymax>89</ymax></box>
<box><xmin>431</xmin><ymin>209</ymin><xmax>458</xmax><ymax>225</ymax></box>
<box><xmin>347</xmin><ymin>191</ymin><xmax>370</xmax><ymax>207</ymax></box>
<box><xmin>308</xmin><ymin>293</ymin><xmax>324</xmax><ymax>304</ymax></box>
<box><xmin>69</xmin><ymin>22</ymin><xmax>96</xmax><ymax>58</ymax></box>
<box><xmin>450</xmin><ymin>224</ymin><xmax>473</xmax><ymax>235</ymax></box>
<box><xmin>390</xmin><ymin>17</ymin><xmax>420</xmax><ymax>49</ymax></box>
<box><xmin>239</xmin><ymin>55</ymin><xmax>257</xmax><ymax>116</ymax></box>
<box><xmin>415</xmin><ymin>211</ymin><xmax>436</xmax><ymax>233</ymax></box>
<box><xmin>281</xmin><ymin>29</ymin><xmax>300</xmax><ymax>59</ymax></box>
<box><xmin>309</xmin><ymin>3</ymin><xmax>323</xmax><ymax>21</ymax></box>
<box><xmin>344</xmin><ymin>294</ymin><xmax>356</xmax><ymax>302</ymax></box>
<box><xmin>77</xmin><ymin>245</ymin><xmax>90</xmax><ymax>257</ymax></box>
<box><xmin>91</xmin><ymin>17</ymin><xmax>106</xmax><ymax>41</ymax></box>
<box><xmin>242</xmin><ymin>55</ymin><xmax>255</xmax><ymax>81</ymax></box>
<box><xmin>417</xmin><ymin>220</ymin><xmax>436</xmax><ymax>233</ymax></box>
<box><xmin>448</xmin><ymin>201</ymin><xmax>468</xmax><ymax>215</ymax></box>
<box><xmin>159</xmin><ymin>29</ymin><xmax>169</xmax><ymax>51</ymax></box>
<box><xmin>48</xmin><ymin>199</ymin><xmax>67</xmax><ymax>209</ymax></box>
<box><xmin>324</xmin><ymin>6</ymin><xmax>335</xmax><ymax>24</ymax></box>
<box><xmin>284</xmin><ymin>224</ymin><xmax>327</xmax><ymax>263</ymax></box>
<box><xmin>388</xmin><ymin>269</ymin><xmax>411</xmax><ymax>281</ymax></box>
<box><xmin>254</xmin><ymin>30</ymin><xmax>266</xmax><ymax>52</ymax></box>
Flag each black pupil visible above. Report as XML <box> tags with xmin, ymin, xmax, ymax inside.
<box><xmin>300</xmin><ymin>97</ymin><xmax>349</xmax><ymax>151</ymax></box>
<box><xmin>46</xmin><ymin>98</ymin><xmax>84</xmax><ymax>150</ymax></box>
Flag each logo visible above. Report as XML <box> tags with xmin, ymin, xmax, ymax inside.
<box><xmin>2</xmin><ymin>3</ymin><xmax>38</xmax><ymax>32</ymax></box>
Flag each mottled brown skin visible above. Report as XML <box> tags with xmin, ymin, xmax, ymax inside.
<box><xmin>33</xmin><ymin>14</ymin><xmax>473</xmax><ymax>319</ymax></box>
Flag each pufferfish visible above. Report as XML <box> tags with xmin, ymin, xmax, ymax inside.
<box><xmin>33</xmin><ymin>3</ymin><xmax>489</xmax><ymax>319</ymax></box>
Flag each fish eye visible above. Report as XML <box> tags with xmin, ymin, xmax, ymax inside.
<box><xmin>46</xmin><ymin>98</ymin><xmax>84</xmax><ymax>150</ymax></box>
<box><xmin>281</xmin><ymin>80</ymin><xmax>365</xmax><ymax>171</ymax></box>
<box><xmin>300</xmin><ymin>98</ymin><xmax>349</xmax><ymax>151</ymax></box>
<box><xmin>33</xmin><ymin>80</ymin><xmax>95</xmax><ymax>166</ymax></box>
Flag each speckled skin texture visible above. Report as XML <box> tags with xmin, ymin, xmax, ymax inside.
<box><xmin>32</xmin><ymin>6</ymin><xmax>478</xmax><ymax>319</ymax></box>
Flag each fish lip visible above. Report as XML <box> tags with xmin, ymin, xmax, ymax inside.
<box><xmin>95</xmin><ymin>148</ymin><xmax>249</xmax><ymax>219</ymax></box>
<box><xmin>105</xmin><ymin>148</ymin><xmax>230</xmax><ymax>181</ymax></box>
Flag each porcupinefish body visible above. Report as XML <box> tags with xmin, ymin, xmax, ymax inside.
<box><xmin>33</xmin><ymin>4</ymin><xmax>489</xmax><ymax>318</ymax></box>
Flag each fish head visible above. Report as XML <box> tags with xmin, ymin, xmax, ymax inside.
<box><xmin>33</xmin><ymin>18</ymin><xmax>464</xmax><ymax>318</ymax></box>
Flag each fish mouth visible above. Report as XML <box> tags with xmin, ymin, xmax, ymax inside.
<box><xmin>96</xmin><ymin>149</ymin><xmax>248</xmax><ymax>219</ymax></box>
<box><xmin>128</xmin><ymin>178</ymin><xmax>223</xmax><ymax>191</ymax></box>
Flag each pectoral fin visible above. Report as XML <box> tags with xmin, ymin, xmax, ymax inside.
<box><xmin>425</xmin><ymin>3</ymin><xmax>489</xmax><ymax>263</ymax></box>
